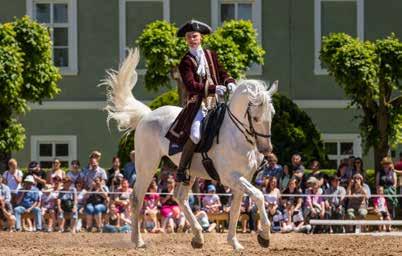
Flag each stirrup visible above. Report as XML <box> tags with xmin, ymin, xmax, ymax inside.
<box><xmin>176</xmin><ymin>169</ymin><xmax>190</xmax><ymax>185</ymax></box>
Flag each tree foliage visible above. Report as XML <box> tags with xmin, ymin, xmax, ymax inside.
<box><xmin>0</xmin><ymin>16</ymin><xmax>61</xmax><ymax>160</ymax></box>
<box><xmin>320</xmin><ymin>33</ymin><xmax>402</xmax><ymax>169</ymax></box>
<box><xmin>136</xmin><ymin>19</ymin><xmax>265</xmax><ymax>92</ymax></box>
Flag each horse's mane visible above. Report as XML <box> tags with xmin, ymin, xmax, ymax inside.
<box><xmin>233</xmin><ymin>79</ymin><xmax>274</xmax><ymax>111</ymax></box>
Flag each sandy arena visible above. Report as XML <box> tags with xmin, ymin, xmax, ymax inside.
<box><xmin>1</xmin><ymin>232</ymin><xmax>401</xmax><ymax>255</ymax></box>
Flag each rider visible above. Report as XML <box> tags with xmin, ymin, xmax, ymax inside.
<box><xmin>166</xmin><ymin>20</ymin><xmax>236</xmax><ymax>185</ymax></box>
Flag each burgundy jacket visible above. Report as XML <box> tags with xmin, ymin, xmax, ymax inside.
<box><xmin>165</xmin><ymin>49</ymin><xmax>235</xmax><ymax>145</ymax></box>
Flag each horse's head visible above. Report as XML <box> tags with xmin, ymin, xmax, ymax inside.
<box><xmin>229</xmin><ymin>80</ymin><xmax>278</xmax><ymax>154</ymax></box>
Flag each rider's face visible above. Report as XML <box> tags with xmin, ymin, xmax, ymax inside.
<box><xmin>185</xmin><ymin>32</ymin><xmax>202</xmax><ymax>49</ymax></box>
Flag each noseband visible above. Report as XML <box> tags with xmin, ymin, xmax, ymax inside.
<box><xmin>227</xmin><ymin>102</ymin><xmax>272</xmax><ymax>145</ymax></box>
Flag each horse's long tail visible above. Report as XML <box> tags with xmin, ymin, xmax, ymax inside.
<box><xmin>101</xmin><ymin>48</ymin><xmax>151</xmax><ymax>132</ymax></box>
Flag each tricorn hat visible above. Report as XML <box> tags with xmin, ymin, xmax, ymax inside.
<box><xmin>177</xmin><ymin>19</ymin><xmax>212</xmax><ymax>37</ymax></box>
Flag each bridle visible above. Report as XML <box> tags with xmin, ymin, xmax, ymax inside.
<box><xmin>227</xmin><ymin>101</ymin><xmax>272</xmax><ymax>145</ymax></box>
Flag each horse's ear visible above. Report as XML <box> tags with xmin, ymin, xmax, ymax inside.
<box><xmin>268</xmin><ymin>80</ymin><xmax>278</xmax><ymax>95</ymax></box>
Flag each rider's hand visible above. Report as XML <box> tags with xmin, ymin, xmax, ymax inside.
<box><xmin>215</xmin><ymin>85</ymin><xmax>227</xmax><ymax>96</ymax></box>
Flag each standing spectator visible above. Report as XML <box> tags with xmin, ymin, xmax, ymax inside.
<box><xmin>353</xmin><ymin>158</ymin><xmax>366</xmax><ymax>179</ymax></box>
<box><xmin>81</xmin><ymin>157</ymin><xmax>107</xmax><ymax>190</ymax></box>
<box><xmin>255</xmin><ymin>153</ymin><xmax>283</xmax><ymax>187</ymax></box>
<box><xmin>279</xmin><ymin>165</ymin><xmax>291</xmax><ymax>192</ymax></box>
<box><xmin>202</xmin><ymin>184</ymin><xmax>222</xmax><ymax>214</ymax></box>
<box><xmin>376</xmin><ymin>157</ymin><xmax>398</xmax><ymax>216</ymax></box>
<box><xmin>67</xmin><ymin>160</ymin><xmax>82</xmax><ymax>185</ymax></box>
<box><xmin>57</xmin><ymin>177</ymin><xmax>78</xmax><ymax>233</ymax></box>
<box><xmin>304</xmin><ymin>160</ymin><xmax>324</xmax><ymax>189</ymax></box>
<box><xmin>40</xmin><ymin>184</ymin><xmax>58</xmax><ymax>232</ymax></box>
<box><xmin>346</xmin><ymin>174</ymin><xmax>368</xmax><ymax>232</ymax></box>
<box><xmin>394</xmin><ymin>152</ymin><xmax>402</xmax><ymax>170</ymax></box>
<box><xmin>290</xmin><ymin>154</ymin><xmax>305</xmax><ymax>189</ymax></box>
<box><xmin>47</xmin><ymin>159</ymin><xmax>66</xmax><ymax>185</ymax></box>
<box><xmin>14</xmin><ymin>176</ymin><xmax>42</xmax><ymax>232</ymax></box>
<box><xmin>84</xmin><ymin>176</ymin><xmax>108</xmax><ymax>232</ymax></box>
<box><xmin>373</xmin><ymin>186</ymin><xmax>392</xmax><ymax>232</ymax></box>
<box><xmin>2</xmin><ymin>158</ymin><xmax>23</xmax><ymax>201</ymax></box>
<box><xmin>25</xmin><ymin>161</ymin><xmax>47</xmax><ymax>190</ymax></box>
<box><xmin>337</xmin><ymin>163</ymin><xmax>350</xmax><ymax>188</ymax></box>
<box><xmin>324</xmin><ymin>176</ymin><xmax>346</xmax><ymax>233</ymax></box>
<box><xmin>107</xmin><ymin>156</ymin><xmax>123</xmax><ymax>188</ymax></box>
<box><xmin>123</xmin><ymin>150</ymin><xmax>137</xmax><ymax>187</ymax></box>
<box><xmin>347</xmin><ymin>156</ymin><xmax>356</xmax><ymax>178</ymax></box>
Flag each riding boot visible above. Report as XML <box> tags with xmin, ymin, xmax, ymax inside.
<box><xmin>176</xmin><ymin>139</ymin><xmax>197</xmax><ymax>185</ymax></box>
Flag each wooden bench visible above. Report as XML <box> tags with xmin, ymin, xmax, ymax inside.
<box><xmin>208</xmin><ymin>212</ymin><xmax>229</xmax><ymax>232</ymax></box>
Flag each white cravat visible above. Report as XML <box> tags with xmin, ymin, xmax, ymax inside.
<box><xmin>190</xmin><ymin>45</ymin><xmax>207</xmax><ymax>77</ymax></box>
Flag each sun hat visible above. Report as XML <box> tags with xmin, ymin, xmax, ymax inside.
<box><xmin>381</xmin><ymin>157</ymin><xmax>393</xmax><ymax>165</ymax></box>
<box><xmin>42</xmin><ymin>184</ymin><xmax>53</xmax><ymax>193</ymax></box>
<box><xmin>207</xmin><ymin>184</ymin><xmax>216</xmax><ymax>192</ymax></box>
<box><xmin>24</xmin><ymin>175</ymin><xmax>35</xmax><ymax>184</ymax></box>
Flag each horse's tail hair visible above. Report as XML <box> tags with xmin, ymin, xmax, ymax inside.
<box><xmin>100</xmin><ymin>48</ymin><xmax>151</xmax><ymax>133</ymax></box>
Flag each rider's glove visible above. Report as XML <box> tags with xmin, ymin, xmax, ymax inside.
<box><xmin>227</xmin><ymin>82</ymin><xmax>237</xmax><ymax>93</ymax></box>
<box><xmin>215</xmin><ymin>85</ymin><xmax>227</xmax><ymax>96</ymax></box>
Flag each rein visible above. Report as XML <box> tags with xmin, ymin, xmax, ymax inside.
<box><xmin>226</xmin><ymin>102</ymin><xmax>272</xmax><ymax>145</ymax></box>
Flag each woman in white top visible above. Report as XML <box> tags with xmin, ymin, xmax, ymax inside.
<box><xmin>263</xmin><ymin>176</ymin><xmax>281</xmax><ymax>216</ymax></box>
<box><xmin>2</xmin><ymin>158</ymin><xmax>23</xmax><ymax>194</ymax></box>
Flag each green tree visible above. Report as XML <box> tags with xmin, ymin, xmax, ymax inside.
<box><xmin>118</xmin><ymin>90</ymin><xmax>328</xmax><ymax>167</ymax></box>
<box><xmin>0</xmin><ymin>16</ymin><xmax>61</xmax><ymax>170</ymax></box>
<box><xmin>137</xmin><ymin>20</ymin><xmax>265</xmax><ymax>105</ymax></box>
<box><xmin>320</xmin><ymin>33</ymin><xmax>402</xmax><ymax>171</ymax></box>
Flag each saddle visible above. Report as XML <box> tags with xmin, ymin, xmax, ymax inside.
<box><xmin>168</xmin><ymin>103</ymin><xmax>227</xmax><ymax>181</ymax></box>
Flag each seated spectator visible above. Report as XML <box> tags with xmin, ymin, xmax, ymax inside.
<box><xmin>373</xmin><ymin>186</ymin><xmax>392</xmax><ymax>232</ymax></box>
<box><xmin>123</xmin><ymin>150</ymin><xmax>137</xmax><ymax>187</ymax></box>
<box><xmin>279</xmin><ymin>165</ymin><xmax>290</xmax><ymax>192</ymax></box>
<box><xmin>160</xmin><ymin>178</ymin><xmax>184</xmax><ymax>233</ymax></box>
<box><xmin>25</xmin><ymin>161</ymin><xmax>47</xmax><ymax>190</ymax></box>
<box><xmin>289</xmin><ymin>153</ymin><xmax>305</xmax><ymax>178</ymax></box>
<box><xmin>84</xmin><ymin>176</ymin><xmax>108</xmax><ymax>232</ymax></box>
<box><xmin>143</xmin><ymin>208</ymin><xmax>162</xmax><ymax>233</ymax></box>
<box><xmin>2</xmin><ymin>158</ymin><xmax>23</xmax><ymax>203</ymax></box>
<box><xmin>324</xmin><ymin>176</ymin><xmax>346</xmax><ymax>233</ymax></box>
<box><xmin>346</xmin><ymin>174</ymin><xmax>368</xmax><ymax>232</ymax></box>
<box><xmin>304</xmin><ymin>177</ymin><xmax>325</xmax><ymax>225</ymax></box>
<box><xmin>107</xmin><ymin>156</ymin><xmax>124</xmax><ymax>189</ymax></box>
<box><xmin>202</xmin><ymin>185</ymin><xmax>222</xmax><ymax>214</ymax></box>
<box><xmin>255</xmin><ymin>153</ymin><xmax>283</xmax><ymax>187</ymax></box>
<box><xmin>40</xmin><ymin>184</ymin><xmax>58</xmax><ymax>232</ymax></box>
<box><xmin>395</xmin><ymin>152</ymin><xmax>402</xmax><ymax>170</ymax></box>
<box><xmin>67</xmin><ymin>160</ymin><xmax>82</xmax><ymax>185</ymax></box>
<box><xmin>75</xmin><ymin>179</ymin><xmax>87</xmax><ymax>232</ymax></box>
<box><xmin>14</xmin><ymin>176</ymin><xmax>42</xmax><ymax>232</ymax></box>
<box><xmin>114</xmin><ymin>179</ymin><xmax>132</xmax><ymax>215</ymax></box>
<box><xmin>0</xmin><ymin>194</ymin><xmax>15</xmax><ymax>232</ymax></box>
<box><xmin>281</xmin><ymin>177</ymin><xmax>304</xmax><ymax>228</ymax></box>
<box><xmin>263</xmin><ymin>176</ymin><xmax>281</xmax><ymax>220</ymax></box>
<box><xmin>0</xmin><ymin>175</ymin><xmax>13</xmax><ymax>213</ymax></box>
<box><xmin>376</xmin><ymin>157</ymin><xmax>398</xmax><ymax>216</ymax></box>
<box><xmin>57</xmin><ymin>177</ymin><xmax>78</xmax><ymax>233</ymax></box>
<box><xmin>81</xmin><ymin>157</ymin><xmax>108</xmax><ymax>190</ymax></box>
<box><xmin>103</xmin><ymin>203</ymin><xmax>131</xmax><ymax>233</ymax></box>
<box><xmin>193</xmin><ymin>205</ymin><xmax>216</xmax><ymax>233</ymax></box>
<box><xmin>47</xmin><ymin>159</ymin><xmax>66</xmax><ymax>185</ymax></box>
<box><xmin>143</xmin><ymin>181</ymin><xmax>160</xmax><ymax>215</ymax></box>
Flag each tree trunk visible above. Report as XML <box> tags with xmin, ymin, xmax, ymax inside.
<box><xmin>171</xmin><ymin>67</ymin><xmax>187</xmax><ymax>107</ymax></box>
<box><xmin>375</xmin><ymin>84</ymin><xmax>391</xmax><ymax>172</ymax></box>
<box><xmin>0</xmin><ymin>151</ymin><xmax>11</xmax><ymax>173</ymax></box>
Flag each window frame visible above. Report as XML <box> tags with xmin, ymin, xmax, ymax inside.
<box><xmin>322</xmin><ymin>133</ymin><xmax>362</xmax><ymax>168</ymax></box>
<box><xmin>314</xmin><ymin>0</ymin><xmax>364</xmax><ymax>75</ymax></box>
<box><xmin>26</xmin><ymin>0</ymin><xmax>78</xmax><ymax>76</ymax></box>
<box><xmin>211</xmin><ymin>0</ymin><xmax>262</xmax><ymax>75</ymax></box>
<box><xmin>30</xmin><ymin>135</ymin><xmax>77</xmax><ymax>168</ymax></box>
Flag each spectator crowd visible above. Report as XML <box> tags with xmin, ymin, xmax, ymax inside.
<box><xmin>1</xmin><ymin>149</ymin><xmax>402</xmax><ymax>234</ymax></box>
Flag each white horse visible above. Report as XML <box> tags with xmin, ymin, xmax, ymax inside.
<box><xmin>103</xmin><ymin>49</ymin><xmax>278</xmax><ymax>250</ymax></box>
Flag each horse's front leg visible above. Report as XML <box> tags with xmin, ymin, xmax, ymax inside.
<box><xmin>174</xmin><ymin>178</ymin><xmax>204</xmax><ymax>248</ymax></box>
<box><xmin>237</xmin><ymin>176</ymin><xmax>271</xmax><ymax>248</ymax></box>
<box><xmin>227</xmin><ymin>190</ymin><xmax>244</xmax><ymax>250</ymax></box>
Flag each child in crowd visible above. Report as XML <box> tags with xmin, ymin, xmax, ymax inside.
<box><xmin>143</xmin><ymin>209</ymin><xmax>162</xmax><ymax>233</ymax></box>
<box><xmin>41</xmin><ymin>184</ymin><xmax>58</xmax><ymax>232</ymax></box>
<box><xmin>193</xmin><ymin>205</ymin><xmax>216</xmax><ymax>233</ymax></box>
<box><xmin>57</xmin><ymin>177</ymin><xmax>78</xmax><ymax>233</ymax></box>
<box><xmin>202</xmin><ymin>185</ymin><xmax>222</xmax><ymax>214</ymax></box>
<box><xmin>103</xmin><ymin>203</ymin><xmax>131</xmax><ymax>233</ymax></box>
<box><xmin>373</xmin><ymin>186</ymin><xmax>392</xmax><ymax>232</ymax></box>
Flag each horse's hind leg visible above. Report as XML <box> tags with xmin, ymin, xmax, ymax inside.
<box><xmin>227</xmin><ymin>190</ymin><xmax>244</xmax><ymax>250</ymax></box>
<box><xmin>131</xmin><ymin>152</ymin><xmax>160</xmax><ymax>248</ymax></box>
<box><xmin>174</xmin><ymin>177</ymin><xmax>204</xmax><ymax>248</ymax></box>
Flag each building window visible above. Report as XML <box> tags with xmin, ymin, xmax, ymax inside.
<box><xmin>31</xmin><ymin>135</ymin><xmax>77</xmax><ymax>169</ymax></box>
<box><xmin>322</xmin><ymin>134</ymin><xmax>362</xmax><ymax>169</ymax></box>
<box><xmin>314</xmin><ymin>0</ymin><xmax>364</xmax><ymax>75</ymax></box>
<box><xmin>27</xmin><ymin>0</ymin><xmax>78</xmax><ymax>75</ymax></box>
<box><xmin>211</xmin><ymin>0</ymin><xmax>262</xmax><ymax>75</ymax></box>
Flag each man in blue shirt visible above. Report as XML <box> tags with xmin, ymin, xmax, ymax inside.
<box><xmin>14</xmin><ymin>175</ymin><xmax>42</xmax><ymax>231</ymax></box>
<box><xmin>123</xmin><ymin>150</ymin><xmax>136</xmax><ymax>187</ymax></box>
<box><xmin>80</xmin><ymin>157</ymin><xmax>108</xmax><ymax>190</ymax></box>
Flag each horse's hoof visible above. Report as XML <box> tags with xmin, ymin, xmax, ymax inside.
<box><xmin>257</xmin><ymin>234</ymin><xmax>270</xmax><ymax>248</ymax></box>
<box><xmin>191</xmin><ymin>238</ymin><xmax>204</xmax><ymax>249</ymax></box>
<box><xmin>136</xmin><ymin>240</ymin><xmax>146</xmax><ymax>249</ymax></box>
